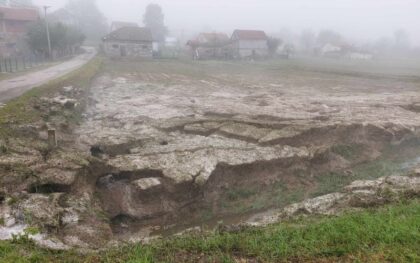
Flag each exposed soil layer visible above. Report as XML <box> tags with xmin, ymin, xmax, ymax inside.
<box><xmin>28</xmin><ymin>183</ymin><xmax>71</xmax><ymax>194</ymax></box>
<box><xmin>2</xmin><ymin>59</ymin><xmax>420</xmax><ymax>249</ymax></box>
<box><xmin>72</xmin><ymin>60</ymin><xmax>420</xmax><ymax>243</ymax></box>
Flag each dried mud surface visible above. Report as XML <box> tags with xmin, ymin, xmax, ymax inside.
<box><xmin>2</xmin><ymin>59</ymin><xmax>420</xmax><ymax>249</ymax></box>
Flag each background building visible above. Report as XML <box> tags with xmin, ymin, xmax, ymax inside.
<box><xmin>102</xmin><ymin>26</ymin><xmax>153</xmax><ymax>58</ymax></box>
<box><xmin>0</xmin><ymin>5</ymin><xmax>38</xmax><ymax>56</ymax></box>
<box><xmin>231</xmin><ymin>29</ymin><xmax>268</xmax><ymax>59</ymax></box>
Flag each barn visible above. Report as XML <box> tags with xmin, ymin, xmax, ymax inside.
<box><xmin>187</xmin><ymin>32</ymin><xmax>231</xmax><ymax>60</ymax></box>
<box><xmin>231</xmin><ymin>29</ymin><xmax>268</xmax><ymax>59</ymax></box>
<box><xmin>102</xmin><ymin>27</ymin><xmax>153</xmax><ymax>58</ymax></box>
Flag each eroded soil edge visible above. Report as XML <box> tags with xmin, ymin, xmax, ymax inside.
<box><xmin>1</xmin><ymin>61</ymin><xmax>420</xmax><ymax>250</ymax></box>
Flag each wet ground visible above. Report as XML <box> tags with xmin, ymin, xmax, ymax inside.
<box><xmin>2</xmin><ymin>57</ymin><xmax>420</xmax><ymax>248</ymax></box>
<box><xmin>71</xmin><ymin>58</ymin><xmax>420</xmax><ymax>241</ymax></box>
<box><xmin>78</xmin><ymin>59</ymin><xmax>420</xmax><ymax>146</ymax></box>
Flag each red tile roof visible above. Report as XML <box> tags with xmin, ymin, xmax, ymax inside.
<box><xmin>232</xmin><ymin>30</ymin><xmax>267</xmax><ymax>40</ymax></box>
<box><xmin>0</xmin><ymin>6</ymin><xmax>39</xmax><ymax>21</ymax></box>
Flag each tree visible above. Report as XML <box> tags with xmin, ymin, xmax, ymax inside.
<box><xmin>374</xmin><ymin>37</ymin><xmax>393</xmax><ymax>53</ymax></box>
<box><xmin>267</xmin><ymin>37</ymin><xmax>282</xmax><ymax>56</ymax></box>
<box><xmin>27</xmin><ymin>20</ymin><xmax>85</xmax><ymax>56</ymax></box>
<box><xmin>394</xmin><ymin>29</ymin><xmax>410</xmax><ymax>50</ymax></box>
<box><xmin>317</xmin><ymin>30</ymin><xmax>342</xmax><ymax>46</ymax></box>
<box><xmin>143</xmin><ymin>3</ymin><xmax>168</xmax><ymax>42</ymax></box>
<box><xmin>283</xmin><ymin>44</ymin><xmax>295</xmax><ymax>59</ymax></box>
<box><xmin>55</xmin><ymin>0</ymin><xmax>108</xmax><ymax>42</ymax></box>
<box><xmin>26</xmin><ymin>20</ymin><xmax>46</xmax><ymax>54</ymax></box>
<box><xmin>300</xmin><ymin>29</ymin><xmax>316</xmax><ymax>52</ymax></box>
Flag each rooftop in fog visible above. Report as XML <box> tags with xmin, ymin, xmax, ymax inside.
<box><xmin>232</xmin><ymin>30</ymin><xmax>267</xmax><ymax>40</ymax></box>
<box><xmin>0</xmin><ymin>6</ymin><xmax>39</xmax><ymax>21</ymax></box>
<box><xmin>110</xmin><ymin>21</ymin><xmax>139</xmax><ymax>31</ymax></box>
<box><xmin>103</xmin><ymin>26</ymin><xmax>153</xmax><ymax>42</ymax></box>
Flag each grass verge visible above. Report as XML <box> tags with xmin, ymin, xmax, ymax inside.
<box><xmin>0</xmin><ymin>200</ymin><xmax>418</xmax><ymax>262</ymax></box>
<box><xmin>0</xmin><ymin>56</ymin><xmax>103</xmax><ymax>138</ymax></box>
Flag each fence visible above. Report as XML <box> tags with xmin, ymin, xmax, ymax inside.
<box><xmin>0</xmin><ymin>54</ymin><xmax>49</xmax><ymax>73</ymax></box>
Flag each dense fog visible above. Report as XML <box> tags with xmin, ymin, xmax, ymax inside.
<box><xmin>32</xmin><ymin>0</ymin><xmax>420</xmax><ymax>47</ymax></box>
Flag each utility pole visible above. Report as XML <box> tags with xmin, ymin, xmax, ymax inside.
<box><xmin>43</xmin><ymin>6</ymin><xmax>52</xmax><ymax>59</ymax></box>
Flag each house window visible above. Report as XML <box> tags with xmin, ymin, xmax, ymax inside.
<box><xmin>112</xmin><ymin>44</ymin><xmax>119</xmax><ymax>49</ymax></box>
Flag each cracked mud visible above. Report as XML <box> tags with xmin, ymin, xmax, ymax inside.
<box><xmin>2</xmin><ymin>60</ymin><xmax>420</xmax><ymax>249</ymax></box>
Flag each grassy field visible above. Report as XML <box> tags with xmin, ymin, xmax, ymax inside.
<box><xmin>105</xmin><ymin>54</ymin><xmax>420</xmax><ymax>78</ymax></box>
<box><xmin>261</xmin><ymin>55</ymin><xmax>420</xmax><ymax>79</ymax></box>
<box><xmin>0</xmin><ymin>200</ymin><xmax>418</xmax><ymax>263</ymax></box>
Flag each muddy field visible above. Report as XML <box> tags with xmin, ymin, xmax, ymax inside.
<box><xmin>74</xmin><ymin>58</ymin><xmax>420</xmax><ymax>240</ymax></box>
<box><xmin>1</xmin><ymin>57</ymin><xmax>420</xmax><ymax>248</ymax></box>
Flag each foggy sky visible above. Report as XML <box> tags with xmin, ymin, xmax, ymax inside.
<box><xmin>34</xmin><ymin>0</ymin><xmax>420</xmax><ymax>45</ymax></box>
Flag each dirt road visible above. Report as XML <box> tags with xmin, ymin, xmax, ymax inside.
<box><xmin>0</xmin><ymin>47</ymin><xmax>96</xmax><ymax>104</ymax></box>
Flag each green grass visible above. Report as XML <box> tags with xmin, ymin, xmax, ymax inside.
<box><xmin>0</xmin><ymin>200</ymin><xmax>418</xmax><ymax>262</ymax></box>
<box><xmin>330</xmin><ymin>144</ymin><xmax>363</xmax><ymax>160</ymax></box>
<box><xmin>219</xmin><ymin>162</ymin><xmax>376</xmax><ymax>216</ymax></box>
<box><xmin>261</xmin><ymin>55</ymin><xmax>420</xmax><ymax>80</ymax></box>
<box><xmin>218</xmin><ymin>181</ymin><xmax>308</xmax><ymax>215</ymax></box>
<box><xmin>312</xmin><ymin>142</ymin><xmax>411</xmax><ymax>198</ymax></box>
<box><xmin>312</xmin><ymin>159</ymin><xmax>399</xmax><ymax>197</ymax></box>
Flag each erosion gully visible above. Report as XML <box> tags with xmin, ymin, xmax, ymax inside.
<box><xmin>66</xmin><ymin>72</ymin><xmax>420</xmax><ymax>243</ymax></box>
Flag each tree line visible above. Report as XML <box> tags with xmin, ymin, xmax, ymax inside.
<box><xmin>26</xmin><ymin>20</ymin><xmax>85</xmax><ymax>57</ymax></box>
<box><xmin>25</xmin><ymin>1</ymin><xmax>171</xmax><ymax>57</ymax></box>
<box><xmin>25</xmin><ymin>0</ymin><xmax>107</xmax><ymax>57</ymax></box>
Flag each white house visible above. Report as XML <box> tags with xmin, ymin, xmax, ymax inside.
<box><xmin>346</xmin><ymin>52</ymin><xmax>373</xmax><ymax>60</ymax></box>
<box><xmin>186</xmin><ymin>32</ymin><xmax>231</xmax><ymax>60</ymax></box>
<box><xmin>321</xmin><ymin>43</ymin><xmax>342</xmax><ymax>55</ymax></box>
<box><xmin>231</xmin><ymin>29</ymin><xmax>268</xmax><ymax>59</ymax></box>
<box><xmin>102</xmin><ymin>27</ymin><xmax>153</xmax><ymax>58</ymax></box>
